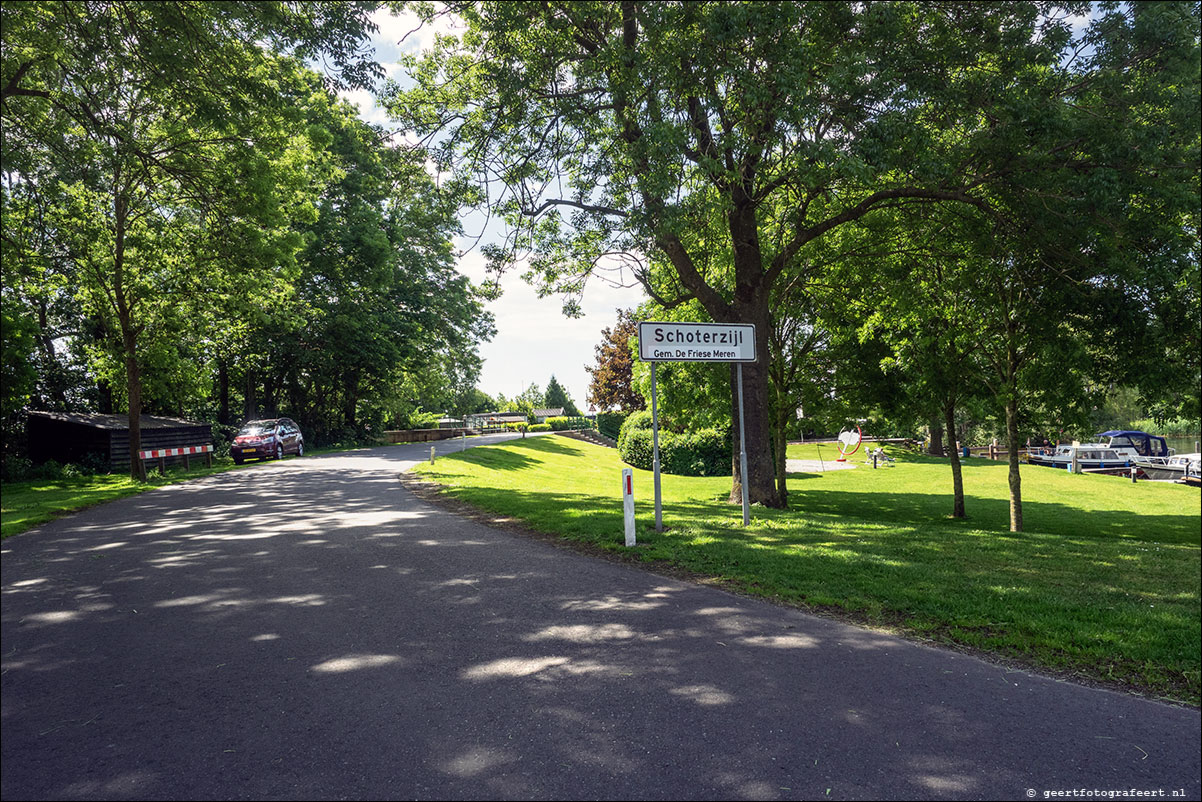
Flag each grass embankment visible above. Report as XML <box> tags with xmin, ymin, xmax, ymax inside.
<box><xmin>412</xmin><ymin>435</ymin><xmax>1201</xmax><ymax>706</ymax></box>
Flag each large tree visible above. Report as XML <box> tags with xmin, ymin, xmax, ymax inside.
<box><xmin>384</xmin><ymin>1</ymin><xmax>1123</xmax><ymax>508</ymax></box>
<box><xmin>585</xmin><ymin>309</ymin><xmax>644</xmax><ymax>412</ymax></box>
<box><xmin>2</xmin><ymin>1</ymin><xmax>384</xmax><ymax>477</ymax></box>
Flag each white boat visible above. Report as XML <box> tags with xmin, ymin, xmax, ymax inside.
<box><xmin>1026</xmin><ymin>430</ymin><xmax>1171</xmax><ymax>473</ymax></box>
<box><xmin>1133</xmin><ymin>452</ymin><xmax>1201</xmax><ymax>482</ymax></box>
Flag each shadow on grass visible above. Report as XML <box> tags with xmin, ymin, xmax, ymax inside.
<box><xmin>786</xmin><ymin>486</ymin><xmax>1198</xmax><ymax>546</ymax></box>
<box><xmin>428</xmin><ymin>482</ymin><xmax>1200</xmax><ymax>699</ymax></box>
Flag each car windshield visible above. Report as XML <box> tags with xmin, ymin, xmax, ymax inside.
<box><xmin>239</xmin><ymin>423</ymin><xmax>275</xmax><ymax>436</ymax></box>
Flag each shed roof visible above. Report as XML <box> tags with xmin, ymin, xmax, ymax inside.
<box><xmin>532</xmin><ymin>407</ymin><xmax>565</xmax><ymax>418</ymax></box>
<box><xmin>27</xmin><ymin>411</ymin><xmax>208</xmax><ymax>430</ymax></box>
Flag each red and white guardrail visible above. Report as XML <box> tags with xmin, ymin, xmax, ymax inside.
<box><xmin>138</xmin><ymin>443</ymin><xmax>214</xmax><ymax>475</ymax></box>
<box><xmin>138</xmin><ymin>444</ymin><xmax>213</xmax><ymax>460</ymax></box>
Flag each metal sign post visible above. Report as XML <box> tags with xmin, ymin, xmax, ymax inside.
<box><xmin>736</xmin><ymin>362</ymin><xmax>750</xmax><ymax>526</ymax></box>
<box><xmin>638</xmin><ymin>321</ymin><xmax>757</xmax><ymax>529</ymax></box>
<box><xmin>651</xmin><ymin>362</ymin><xmax>662</xmax><ymax>533</ymax></box>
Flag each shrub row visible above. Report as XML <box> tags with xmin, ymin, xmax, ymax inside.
<box><xmin>528</xmin><ymin>423</ymin><xmax>552</xmax><ymax>432</ymax></box>
<box><xmin>544</xmin><ymin>416</ymin><xmax>592</xmax><ymax>431</ymax></box>
<box><xmin>595</xmin><ymin>410</ymin><xmax>630</xmax><ymax>440</ymax></box>
<box><xmin>617</xmin><ymin>412</ymin><xmax>729</xmax><ymax>476</ymax></box>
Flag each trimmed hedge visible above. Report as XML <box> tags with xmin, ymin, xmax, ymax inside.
<box><xmin>617</xmin><ymin>412</ymin><xmax>729</xmax><ymax>476</ymax></box>
<box><xmin>528</xmin><ymin>423</ymin><xmax>552</xmax><ymax>432</ymax></box>
<box><xmin>545</xmin><ymin>416</ymin><xmax>592</xmax><ymax>431</ymax></box>
<box><xmin>596</xmin><ymin>410</ymin><xmax>630</xmax><ymax>439</ymax></box>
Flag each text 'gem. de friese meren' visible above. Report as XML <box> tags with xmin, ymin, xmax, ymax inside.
<box><xmin>637</xmin><ymin>322</ymin><xmax>757</xmax><ymax>363</ymax></box>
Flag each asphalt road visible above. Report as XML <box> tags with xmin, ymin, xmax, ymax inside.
<box><xmin>2</xmin><ymin>435</ymin><xmax>1199</xmax><ymax>801</ymax></box>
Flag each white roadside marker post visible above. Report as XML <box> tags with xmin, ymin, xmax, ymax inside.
<box><xmin>622</xmin><ymin>468</ymin><xmax>636</xmax><ymax>547</ymax></box>
<box><xmin>430</xmin><ymin>446</ymin><xmax>436</xmax><ymax>464</ymax></box>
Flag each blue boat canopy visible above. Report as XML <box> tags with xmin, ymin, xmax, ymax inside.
<box><xmin>1097</xmin><ymin>430</ymin><xmax>1170</xmax><ymax>457</ymax></box>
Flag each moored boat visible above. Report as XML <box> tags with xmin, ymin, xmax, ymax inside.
<box><xmin>1133</xmin><ymin>452</ymin><xmax>1201</xmax><ymax>482</ymax></box>
<box><xmin>1026</xmin><ymin>430</ymin><xmax>1171</xmax><ymax>472</ymax></box>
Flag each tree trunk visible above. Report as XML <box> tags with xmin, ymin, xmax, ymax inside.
<box><xmin>1005</xmin><ymin>395</ymin><xmax>1023</xmax><ymax>532</ymax></box>
<box><xmin>97</xmin><ymin>381</ymin><xmax>113</xmax><ymax>414</ymax></box>
<box><xmin>944</xmin><ymin>400</ymin><xmax>965</xmax><ymax>518</ymax></box>
<box><xmin>263</xmin><ymin>372</ymin><xmax>277</xmax><ymax>418</ymax></box>
<box><xmin>217</xmin><ymin>359</ymin><xmax>230</xmax><ymax>425</ymax></box>
<box><xmin>774</xmin><ymin>404</ymin><xmax>789</xmax><ymax>508</ymax></box>
<box><xmin>244</xmin><ymin>370</ymin><xmax>256</xmax><ymax>421</ymax></box>
<box><xmin>728</xmin><ymin>348</ymin><xmax>783</xmax><ymax>508</ymax></box>
<box><xmin>112</xmin><ymin>182</ymin><xmax>146</xmax><ymax>482</ymax></box>
<box><xmin>343</xmin><ymin>372</ymin><xmax>359</xmax><ymax>428</ymax></box>
<box><xmin>35</xmin><ymin>298</ymin><xmax>68</xmax><ymax>409</ymax></box>
<box><xmin>928</xmin><ymin>416</ymin><xmax>944</xmax><ymax>456</ymax></box>
<box><xmin>124</xmin><ymin>326</ymin><xmax>145</xmax><ymax>481</ymax></box>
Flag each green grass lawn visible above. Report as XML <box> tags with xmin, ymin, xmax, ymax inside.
<box><xmin>0</xmin><ymin>461</ymin><xmax>244</xmax><ymax>539</ymax></box>
<box><xmin>413</xmin><ymin>435</ymin><xmax>1201</xmax><ymax>706</ymax></box>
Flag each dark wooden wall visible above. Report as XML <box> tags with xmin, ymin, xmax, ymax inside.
<box><xmin>27</xmin><ymin>414</ymin><xmax>212</xmax><ymax>470</ymax></box>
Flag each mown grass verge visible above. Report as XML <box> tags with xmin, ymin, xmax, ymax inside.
<box><xmin>0</xmin><ymin>441</ymin><xmax>398</xmax><ymax>540</ymax></box>
<box><xmin>2</xmin><ymin>463</ymin><xmax>233</xmax><ymax>539</ymax></box>
<box><xmin>411</xmin><ymin>435</ymin><xmax>1201</xmax><ymax>706</ymax></box>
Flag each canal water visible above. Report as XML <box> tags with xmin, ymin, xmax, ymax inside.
<box><xmin>1165</xmin><ymin>435</ymin><xmax>1200</xmax><ymax>454</ymax></box>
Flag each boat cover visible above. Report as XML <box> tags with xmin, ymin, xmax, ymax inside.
<box><xmin>1097</xmin><ymin>430</ymin><xmax>1170</xmax><ymax>457</ymax></box>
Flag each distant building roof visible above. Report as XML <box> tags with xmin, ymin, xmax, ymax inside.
<box><xmin>466</xmin><ymin>411</ymin><xmax>528</xmax><ymax>423</ymax></box>
<box><xmin>26</xmin><ymin>411</ymin><xmax>208</xmax><ymax>430</ymax></box>
<box><xmin>532</xmin><ymin>407</ymin><xmax>565</xmax><ymax>418</ymax></box>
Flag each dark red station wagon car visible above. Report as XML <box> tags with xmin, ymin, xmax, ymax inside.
<box><xmin>231</xmin><ymin>418</ymin><xmax>305</xmax><ymax>464</ymax></box>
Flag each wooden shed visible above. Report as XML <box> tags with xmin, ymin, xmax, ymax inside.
<box><xmin>27</xmin><ymin>411</ymin><xmax>213</xmax><ymax>470</ymax></box>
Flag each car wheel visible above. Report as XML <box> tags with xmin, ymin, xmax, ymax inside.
<box><xmin>275</xmin><ymin>443</ymin><xmax>283</xmax><ymax>460</ymax></box>
<box><xmin>233</xmin><ymin>456</ymin><xmax>244</xmax><ymax>465</ymax></box>
<box><xmin>297</xmin><ymin>440</ymin><xmax>304</xmax><ymax>457</ymax></box>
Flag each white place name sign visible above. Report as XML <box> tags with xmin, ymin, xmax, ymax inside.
<box><xmin>638</xmin><ymin>322</ymin><xmax>757</xmax><ymax>363</ymax></box>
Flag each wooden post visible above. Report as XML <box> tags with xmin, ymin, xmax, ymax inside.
<box><xmin>158</xmin><ymin>457</ymin><xmax>166</xmax><ymax>476</ymax></box>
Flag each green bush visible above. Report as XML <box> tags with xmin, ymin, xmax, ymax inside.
<box><xmin>34</xmin><ymin>459</ymin><xmax>63</xmax><ymax>480</ymax></box>
<box><xmin>1130</xmin><ymin>418</ymin><xmax>1200</xmax><ymax>436</ymax></box>
<box><xmin>617</xmin><ymin>410</ymin><xmax>652</xmax><ymax>452</ymax></box>
<box><xmin>545</xmin><ymin>416</ymin><xmax>592</xmax><ymax>431</ymax></box>
<box><xmin>621</xmin><ymin>428</ymin><xmax>655</xmax><ymax>470</ymax></box>
<box><xmin>617</xmin><ymin>415</ymin><xmax>729</xmax><ymax>476</ymax></box>
<box><xmin>663</xmin><ymin>428</ymin><xmax>729</xmax><ymax>476</ymax></box>
<box><xmin>1</xmin><ymin>455</ymin><xmax>32</xmax><ymax>482</ymax></box>
<box><xmin>528</xmin><ymin>423</ymin><xmax>552</xmax><ymax>432</ymax></box>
